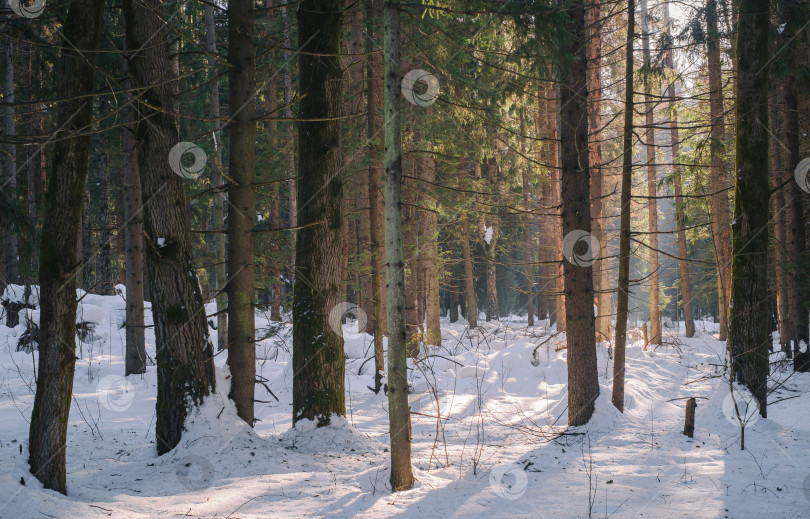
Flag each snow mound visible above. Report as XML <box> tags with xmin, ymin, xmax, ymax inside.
<box><xmin>279</xmin><ymin>414</ymin><xmax>386</xmax><ymax>454</ymax></box>
<box><xmin>75</xmin><ymin>303</ymin><xmax>106</xmax><ymax>324</ymax></box>
<box><xmin>1</xmin><ymin>284</ymin><xmax>39</xmax><ymax>306</ymax></box>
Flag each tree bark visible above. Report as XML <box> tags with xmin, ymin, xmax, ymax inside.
<box><xmin>97</xmin><ymin>150</ymin><xmax>115</xmax><ymax>295</ymax></box>
<box><xmin>292</xmin><ymin>0</ymin><xmax>346</xmax><ymax>425</ymax></box>
<box><xmin>1</xmin><ymin>32</ymin><xmax>20</xmax><ymax>285</ymax></box>
<box><xmin>707</xmin><ymin>0</ymin><xmax>731</xmax><ymax>341</ymax></box>
<box><xmin>559</xmin><ymin>0</ymin><xmax>599</xmax><ymax>426</ymax></box>
<box><xmin>613</xmin><ymin>0</ymin><xmax>635</xmax><ymax>413</ymax></box>
<box><xmin>28</xmin><ymin>0</ymin><xmax>105</xmax><ymax>493</ymax></box>
<box><xmin>123</xmin><ymin>66</ymin><xmax>146</xmax><ymax>376</ymax></box>
<box><xmin>124</xmin><ymin>0</ymin><xmax>216</xmax><ymax>455</ymax></box>
<box><xmin>770</xmin><ymin>97</ymin><xmax>789</xmax><ymax>354</ymax></box>
<box><xmin>422</xmin><ymin>152</ymin><xmax>441</xmax><ymax>346</ymax></box>
<box><xmin>482</xmin><ymin>157</ymin><xmax>500</xmax><ymax>322</ymax></box>
<box><xmin>227</xmin><ymin>0</ymin><xmax>257</xmax><ymax>426</ymax></box>
<box><xmin>383</xmin><ymin>0</ymin><xmax>414</xmax><ymax>491</ymax></box>
<box><xmin>366</xmin><ymin>0</ymin><xmax>385</xmax><ymax>392</ymax></box>
<box><xmin>587</xmin><ymin>0</ymin><xmax>610</xmax><ymax>343</ymax></box>
<box><xmin>728</xmin><ymin>0</ymin><xmax>770</xmax><ymax>418</ymax></box>
<box><xmin>523</xmin><ymin>163</ymin><xmax>535</xmax><ymax>326</ymax></box>
<box><xmin>205</xmin><ymin>1</ymin><xmax>228</xmax><ymax>350</ymax></box>
<box><xmin>641</xmin><ymin>0</ymin><xmax>661</xmax><ymax>345</ymax></box>
<box><xmin>663</xmin><ymin>2</ymin><xmax>694</xmax><ymax>338</ymax></box>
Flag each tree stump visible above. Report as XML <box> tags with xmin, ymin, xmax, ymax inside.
<box><xmin>683</xmin><ymin>397</ymin><xmax>696</xmax><ymax>438</ymax></box>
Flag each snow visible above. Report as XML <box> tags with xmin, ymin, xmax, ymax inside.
<box><xmin>484</xmin><ymin>226</ymin><xmax>494</xmax><ymax>244</ymax></box>
<box><xmin>0</xmin><ymin>297</ymin><xmax>809</xmax><ymax>518</ymax></box>
<box><xmin>1</xmin><ymin>284</ymin><xmax>39</xmax><ymax>306</ymax></box>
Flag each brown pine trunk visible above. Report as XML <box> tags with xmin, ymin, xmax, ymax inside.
<box><xmin>587</xmin><ymin>0</ymin><xmax>609</xmax><ymax>342</ymax></box>
<box><xmin>292</xmin><ymin>0</ymin><xmax>346</xmax><ymax>425</ymax></box>
<box><xmin>28</xmin><ymin>0</ymin><xmax>105</xmax><ymax>493</ymax></box>
<box><xmin>124</xmin><ymin>0</ymin><xmax>216</xmax><ymax>454</ymax></box>
<box><xmin>483</xmin><ymin>157</ymin><xmax>500</xmax><ymax>321</ymax></box>
<box><xmin>523</xmin><ymin>164</ymin><xmax>535</xmax><ymax>327</ymax></box>
<box><xmin>97</xmin><ymin>151</ymin><xmax>115</xmax><ymax>295</ymax></box>
<box><xmin>550</xmin><ymin>91</ymin><xmax>566</xmax><ymax>332</ymax></box>
<box><xmin>81</xmin><ymin>189</ymin><xmax>93</xmax><ymax>291</ymax></box>
<box><xmin>461</xmin><ymin>218</ymin><xmax>478</xmax><ymax>329</ymax></box>
<box><xmin>663</xmin><ymin>2</ymin><xmax>694</xmax><ymax>338</ymax></box>
<box><xmin>403</xmin><ymin>181</ymin><xmax>420</xmax><ymax>355</ymax></box>
<box><xmin>366</xmin><ymin>0</ymin><xmax>385</xmax><ymax>392</ymax></box>
<box><xmin>422</xmin><ymin>152</ymin><xmax>441</xmax><ymax>346</ymax></box>
<box><xmin>641</xmin><ymin>0</ymin><xmax>661</xmax><ymax>345</ymax></box>
<box><xmin>770</xmin><ymin>99</ymin><xmax>789</xmax><ymax>353</ymax></box>
<box><xmin>204</xmin><ymin>2</ymin><xmax>228</xmax><ymax>350</ymax></box>
<box><xmin>123</xmin><ymin>68</ymin><xmax>146</xmax><ymax>376</ymax></box>
<box><xmin>613</xmin><ymin>0</ymin><xmax>635</xmax><ymax>413</ymax></box>
<box><xmin>559</xmin><ymin>0</ymin><xmax>599</xmax><ymax>425</ymax></box>
<box><xmin>707</xmin><ymin>0</ymin><xmax>731</xmax><ymax>341</ymax></box>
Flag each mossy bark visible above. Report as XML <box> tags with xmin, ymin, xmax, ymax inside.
<box><xmin>28</xmin><ymin>0</ymin><xmax>105</xmax><ymax>494</ymax></box>
<box><xmin>124</xmin><ymin>0</ymin><xmax>215</xmax><ymax>455</ymax></box>
<box><xmin>292</xmin><ymin>0</ymin><xmax>346</xmax><ymax>426</ymax></box>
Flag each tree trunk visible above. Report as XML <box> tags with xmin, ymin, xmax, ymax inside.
<box><xmin>227</xmin><ymin>0</ymin><xmax>257</xmax><ymax>426</ymax></box>
<box><xmin>770</xmin><ymin>97</ymin><xmax>789</xmax><ymax>354</ymax></box>
<box><xmin>707</xmin><ymin>0</ymin><xmax>731</xmax><ymax>341</ymax></box>
<box><xmin>559</xmin><ymin>0</ymin><xmax>599</xmax><ymax>426</ymax></box>
<box><xmin>613</xmin><ymin>0</ymin><xmax>635</xmax><ymax>413</ymax></box>
<box><xmin>28</xmin><ymin>0</ymin><xmax>105</xmax><ymax>493</ymax></box>
<box><xmin>205</xmin><ymin>1</ymin><xmax>228</xmax><ymax>350</ymax></box>
<box><xmin>123</xmin><ymin>66</ymin><xmax>146</xmax><ymax>376</ymax></box>
<box><xmin>81</xmin><ymin>188</ymin><xmax>93</xmax><ymax>291</ymax></box>
<box><xmin>124</xmin><ymin>0</ymin><xmax>216</xmax><ymax>455</ymax></box>
<box><xmin>662</xmin><ymin>2</ymin><xmax>694</xmax><ymax>338</ymax></box>
<box><xmin>366</xmin><ymin>0</ymin><xmax>385</xmax><ymax>392</ymax></box>
<box><xmin>587</xmin><ymin>0</ymin><xmax>610</xmax><ymax>343</ymax></box>
<box><xmin>482</xmin><ymin>158</ymin><xmax>500</xmax><ymax>322</ymax></box>
<box><xmin>292</xmin><ymin>0</ymin><xmax>346</xmax><ymax>425</ymax></box>
<box><xmin>282</xmin><ymin>0</ymin><xmax>297</xmax><ymax>288</ymax></box>
<box><xmin>1</xmin><ymin>33</ymin><xmax>20</xmax><ymax>285</ymax></box>
<box><xmin>641</xmin><ymin>0</ymin><xmax>661</xmax><ymax>345</ymax></box>
<box><xmin>422</xmin><ymin>152</ymin><xmax>441</xmax><ymax>346</ymax></box>
<box><xmin>97</xmin><ymin>151</ymin><xmax>115</xmax><ymax>295</ymax></box>
<box><xmin>550</xmin><ymin>94</ymin><xmax>566</xmax><ymax>332</ymax></box>
<box><xmin>383</xmin><ymin>0</ymin><xmax>414</xmax><ymax>491</ymax></box>
<box><xmin>728</xmin><ymin>0</ymin><xmax>769</xmax><ymax>418</ymax></box>
<box><xmin>523</xmin><ymin>164</ymin><xmax>535</xmax><ymax>326</ymax></box>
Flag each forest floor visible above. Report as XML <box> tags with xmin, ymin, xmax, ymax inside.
<box><xmin>0</xmin><ymin>292</ymin><xmax>809</xmax><ymax>518</ymax></box>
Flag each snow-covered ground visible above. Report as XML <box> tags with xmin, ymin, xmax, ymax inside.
<box><xmin>0</xmin><ymin>295</ymin><xmax>809</xmax><ymax>518</ymax></box>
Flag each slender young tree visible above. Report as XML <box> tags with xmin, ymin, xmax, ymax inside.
<box><xmin>641</xmin><ymin>0</ymin><xmax>661</xmax><ymax>345</ymax></box>
<box><xmin>205</xmin><ymin>0</ymin><xmax>228</xmax><ymax>351</ymax></box>
<box><xmin>28</xmin><ymin>0</ymin><xmax>105</xmax><ymax>493</ymax></box>
<box><xmin>384</xmin><ymin>0</ymin><xmax>414</xmax><ymax>491</ymax></box>
<box><xmin>558</xmin><ymin>0</ymin><xmax>599</xmax><ymax>426</ymax></box>
<box><xmin>124</xmin><ymin>0</ymin><xmax>216</xmax><ymax>454</ymax></box>
<box><xmin>227</xmin><ymin>0</ymin><xmax>257</xmax><ymax>426</ymax></box>
<box><xmin>292</xmin><ymin>0</ymin><xmax>346</xmax><ymax>425</ymax></box>
<box><xmin>728</xmin><ymin>0</ymin><xmax>770</xmax><ymax>418</ymax></box>
<box><xmin>1</xmin><ymin>31</ymin><xmax>20</xmax><ymax>285</ymax></box>
<box><xmin>613</xmin><ymin>0</ymin><xmax>635</xmax><ymax>413</ymax></box>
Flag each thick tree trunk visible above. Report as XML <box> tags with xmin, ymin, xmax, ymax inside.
<box><xmin>641</xmin><ymin>0</ymin><xmax>661</xmax><ymax>345</ymax></box>
<box><xmin>124</xmin><ymin>0</ymin><xmax>216</xmax><ymax>455</ymax></box>
<box><xmin>613</xmin><ymin>0</ymin><xmax>635</xmax><ymax>413</ymax></box>
<box><xmin>292</xmin><ymin>0</ymin><xmax>346</xmax><ymax>425</ymax></box>
<box><xmin>123</xmin><ymin>70</ymin><xmax>146</xmax><ymax>376</ymax></box>
<box><xmin>662</xmin><ymin>2</ymin><xmax>694</xmax><ymax>338</ymax></box>
<box><xmin>366</xmin><ymin>0</ymin><xmax>385</xmax><ymax>392</ymax></box>
<box><xmin>205</xmin><ymin>1</ymin><xmax>228</xmax><ymax>350</ymax></box>
<box><xmin>1</xmin><ymin>33</ymin><xmax>20</xmax><ymax>285</ymax></box>
<box><xmin>383</xmin><ymin>0</ymin><xmax>414</xmax><ymax>491</ymax></box>
<box><xmin>550</xmin><ymin>94</ymin><xmax>566</xmax><ymax>332</ymax></box>
<box><xmin>587</xmin><ymin>0</ymin><xmax>610</xmax><ymax>343</ymax></box>
<box><xmin>707</xmin><ymin>0</ymin><xmax>731</xmax><ymax>341</ymax></box>
<box><xmin>559</xmin><ymin>0</ymin><xmax>599</xmax><ymax>426</ymax></box>
<box><xmin>728</xmin><ymin>0</ymin><xmax>769</xmax><ymax>418</ymax></box>
<box><xmin>227</xmin><ymin>0</ymin><xmax>257</xmax><ymax>426</ymax></box>
<box><xmin>282</xmin><ymin>1</ymin><xmax>297</xmax><ymax>287</ymax></box>
<box><xmin>482</xmin><ymin>158</ymin><xmax>500</xmax><ymax>322</ymax></box>
<box><xmin>28</xmin><ymin>0</ymin><xmax>105</xmax><ymax>493</ymax></box>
